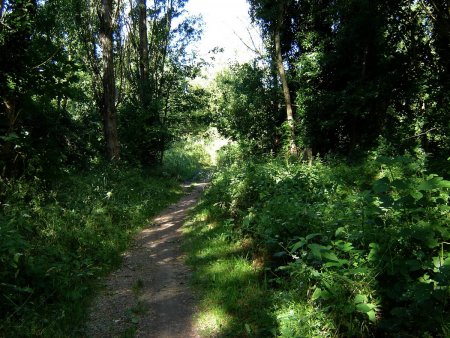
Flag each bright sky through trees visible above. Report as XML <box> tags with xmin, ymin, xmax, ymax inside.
<box><xmin>184</xmin><ymin>0</ymin><xmax>262</xmax><ymax>72</ymax></box>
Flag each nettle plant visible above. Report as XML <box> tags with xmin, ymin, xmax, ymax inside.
<box><xmin>279</xmin><ymin>156</ymin><xmax>450</xmax><ymax>336</ymax></box>
<box><xmin>363</xmin><ymin>159</ymin><xmax>450</xmax><ymax>334</ymax></box>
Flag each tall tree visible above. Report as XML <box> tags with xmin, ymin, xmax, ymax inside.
<box><xmin>273</xmin><ymin>1</ymin><xmax>296</xmax><ymax>154</ymax></box>
<box><xmin>98</xmin><ymin>0</ymin><xmax>120</xmax><ymax>160</ymax></box>
<box><xmin>138</xmin><ymin>0</ymin><xmax>149</xmax><ymax>105</ymax></box>
<box><xmin>249</xmin><ymin>0</ymin><xmax>299</xmax><ymax>154</ymax></box>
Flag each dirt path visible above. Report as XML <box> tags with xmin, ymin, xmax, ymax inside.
<box><xmin>84</xmin><ymin>181</ymin><xmax>208</xmax><ymax>338</ymax></box>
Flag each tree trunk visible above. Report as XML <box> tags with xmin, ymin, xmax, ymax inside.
<box><xmin>430</xmin><ymin>1</ymin><xmax>450</xmax><ymax>82</ymax></box>
<box><xmin>138</xmin><ymin>0</ymin><xmax>149</xmax><ymax>105</ymax></box>
<box><xmin>274</xmin><ymin>3</ymin><xmax>297</xmax><ymax>155</ymax></box>
<box><xmin>99</xmin><ymin>0</ymin><xmax>120</xmax><ymax>160</ymax></box>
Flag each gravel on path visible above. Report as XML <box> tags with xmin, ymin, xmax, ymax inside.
<box><xmin>84</xmin><ymin>181</ymin><xmax>208</xmax><ymax>338</ymax></box>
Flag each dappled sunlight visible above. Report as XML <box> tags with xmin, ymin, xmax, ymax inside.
<box><xmin>183</xmin><ymin>206</ymin><xmax>277</xmax><ymax>337</ymax></box>
<box><xmin>86</xmin><ymin>180</ymin><xmax>207</xmax><ymax>337</ymax></box>
<box><xmin>195</xmin><ymin>308</ymin><xmax>231</xmax><ymax>337</ymax></box>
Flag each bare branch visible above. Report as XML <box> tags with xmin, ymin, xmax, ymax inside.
<box><xmin>405</xmin><ymin>127</ymin><xmax>437</xmax><ymax>140</ymax></box>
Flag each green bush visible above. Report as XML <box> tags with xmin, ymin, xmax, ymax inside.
<box><xmin>0</xmin><ymin>165</ymin><xmax>182</xmax><ymax>336</ymax></box>
<box><xmin>200</xmin><ymin>148</ymin><xmax>450</xmax><ymax>337</ymax></box>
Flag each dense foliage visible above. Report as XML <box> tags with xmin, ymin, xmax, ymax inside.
<box><xmin>0</xmin><ymin>0</ymin><xmax>207</xmax><ymax>176</ymax></box>
<box><xmin>210</xmin><ymin>0</ymin><xmax>449</xmax><ymax>167</ymax></box>
<box><xmin>0</xmin><ymin>139</ymin><xmax>211</xmax><ymax>336</ymax></box>
<box><xmin>189</xmin><ymin>146</ymin><xmax>450</xmax><ymax>337</ymax></box>
<box><xmin>211</xmin><ymin>63</ymin><xmax>283</xmax><ymax>154</ymax></box>
<box><xmin>2</xmin><ymin>0</ymin><xmax>450</xmax><ymax>336</ymax></box>
<box><xmin>200</xmin><ymin>5</ymin><xmax>450</xmax><ymax>333</ymax></box>
<box><xmin>0</xmin><ymin>0</ymin><xmax>210</xmax><ymax>334</ymax></box>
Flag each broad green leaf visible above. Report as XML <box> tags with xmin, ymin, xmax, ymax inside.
<box><xmin>324</xmin><ymin>259</ymin><xmax>349</xmax><ymax>268</ymax></box>
<box><xmin>367</xmin><ymin>243</ymin><xmax>380</xmax><ymax>262</ymax></box>
<box><xmin>308</xmin><ymin>243</ymin><xmax>324</xmax><ymax>259</ymax></box>
<box><xmin>373</xmin><ymin>177</ymin><xmax>390</xmax><ymax>193</ymax></box>
<box><xmin>367</xmin><ymin>309</ymin><xmax>377</xmax><ymax>322</ymax></box>
<box><xmin>444</xmin><ymin>257</ymin><xmax>450</xmax><ymax>266</ymax></box>
<box><xmin>334</xmin><ymin>240</ymin><xmax>354</xmax><ymax>252</ymax></box>
<box><xmin>391</xmin><ymin>179</ymin><xmax>408</xmax><ymax>190</ymax></box>
<box><xmin>354</xmin><ymin>294</ymin><xmax>368</xmax><ymax>304</ymax></box>
<box><xmin>311</xmin><ymin>287</ymin><xmax>331</xmax><ymax>301</ymax></box>
<box><xmin>418</xmin><ymin>176</ymin><xmax>450</xmax><ymax>191</ymax></box>
<box><xmin>321</xmin><ymin>250</ymin><xmax>340</xmax><ymax>262</ymax></box>
<box><xmin>335</xmin><ymin>227</ymin><xmax>346</xmax><ymax>237</ymax></box>
<box><xmin>356</xmin><ymin>303</ymin><xmax>375</xmax><ymax>313</ymax></box>
<box><xmin>311</xmin><ymin>287</ymin><xmax>323</xmax><ymax>301</ymax></box>
<box><xmin>291</xmin><ymin>239</ymin><xmax>306</xmax><ymax>252</ymax></box>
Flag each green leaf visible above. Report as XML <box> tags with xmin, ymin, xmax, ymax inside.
<box><xmin>356</xmin><ymin>303</ymin><xmax>375</xmax><ymax>313</ymax></box>
<box><xmin>321</xmin><ymin>250</ymin><xmax>339</xmax><ymax>262</ymax></box>
<box><xmin>367</xmin><ymin>309</ymin><xmax>376</xmax><ymax>322</ymax></box>
<box><xmin>311</xmin><ymin>287</ymin><xmax>331</xmax><ymax>301</ymax></box>
<box><xmin>373</xmin><ymin>177</ymin><xmax>390</xmax><ymax>193</ymax></box>
<box><xmin>443</xmin><ymin>257</ymin><xmax>450</xmax><ymax>267</ymax></box>
<box><xmin>324</xmin><ymin>259</ymin><xmax>348</xmax><ymax>268</ymax></box>
<box><xmin>334</xmin><ymin>240</ymin><xmax>354</xmax><ymax>252</ymax></box>
<box><xmin>291</xmin><ymin>239</ymin><xmax>306</xmax><ymax>252</ymax></box>
<box><xmin>0</xmin><ymin>132</ymin><xmax>19</xmax><ymax>142</ymax></box>
<box><xmin>367</xmin><ymin>243</ymin><xmax>380</xmax><ymax>262</ymax></box>
<box><xmin>410</xmin><ymin>190</ymin><xmax>423</xmax><ymax>201</ymax></box>
<box><xmin>354</xmin><ymin>294</ymin><xmax>368</xmax><ymax>304</ymax></box>
<box><xmin>418</xmin><ymin>176</ymin><xmax>450</xmax><ymax>191</ymax></box>
<box><xmin>306</xmin><ymin>233</ymin><xmax>321</xmax><ymax>241</ymax></box>
<box><xmin>244</xmin><ymin>323</ymin><xmax>252</xmax><ymax>334</ymax></box>
<box><xmin>308</xmin><ymin>243</ymin><xmax>324</xmax><ymax>259</ymax></box>
<box><xmin>335</xmin><ymin>227</ymin><xmax>346</xmax><ymax>237</ymax></box>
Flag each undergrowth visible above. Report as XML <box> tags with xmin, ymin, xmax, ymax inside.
<box><xmin>185</xmin><ymin>144</ymin><xmax>450</xmax><ymax>337</ymax></box>
<box><xmin>183</xmin><ymin>209</ymin><xmax>277</xmax><ymax>337</ymax></box>
<box><xmin>0</xmin><ymin>138</ymin><xmax>211</xmax><ymax>337</ymax></box>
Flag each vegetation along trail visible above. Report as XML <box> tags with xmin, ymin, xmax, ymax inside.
<box><xmin>85</xmin><ymin>180</ymin><xmax>208</xmax><ymax>338</ymax></box>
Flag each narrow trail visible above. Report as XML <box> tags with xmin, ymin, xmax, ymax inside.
<box><xmin>84</xmin><ymin>180</ymin><xmax>208</xmax><ymax>338</ymax></box>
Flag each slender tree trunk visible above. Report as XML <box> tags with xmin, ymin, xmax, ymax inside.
<box><xmin>274</xmin><ymin>5</ymin><xmax>297</xmax><ymax>155</ymax></box>
<box><xmin>99</xmin><ymin>0</ymin><xmax>120</xmax><ymax>160</ymax></box>
<box><xmin>138</xmin><ymin>0</ymin><xmax>149</xmax><ymax>105</ymax></box>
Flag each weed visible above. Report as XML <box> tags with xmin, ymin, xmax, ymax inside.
<box><xmin>0</xmin><ymin>164</ymin><xmax>181</xmax><ymax>336</ymax></box>
<box><xmin>186</xmin><ymin>147</ymin><xmax>450</xmax><ymax>337</ymax></box>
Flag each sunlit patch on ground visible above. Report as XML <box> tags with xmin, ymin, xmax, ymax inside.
<box><xmin>195</xmin><ymin>308</ymin><xmax>231</xmax><ymax>337</ymax></box>
<box><xmin>183</xmin><ymin>207</ymin><xmax>277</xmax><ymax>337</ymax></box>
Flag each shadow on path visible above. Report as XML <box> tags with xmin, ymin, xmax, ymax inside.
<box><xmin>85</xmin><ymin>181</ymin><xmax>208</xmax><ymax>338</ymax></box>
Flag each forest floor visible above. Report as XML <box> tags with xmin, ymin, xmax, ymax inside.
<box><xmin>84</xmin><ymin>180</ymin><xmax>209</xmax><ymax>338</ymax></box>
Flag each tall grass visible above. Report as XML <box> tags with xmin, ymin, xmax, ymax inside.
<box><xmin>0</xmin><ymin>137</ymin><xmax>213</xmax><ymax>336</ymax></box>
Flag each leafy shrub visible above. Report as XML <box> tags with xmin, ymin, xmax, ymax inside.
<box><xmin>201</xmin><ymin>148</ymin><xmax>450</xmax><ymax>337</ymax></box>
<box><xmin>0</xmin><ymin>165</ymin><xmax>182</xmax><ymax>336</ymax></box>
